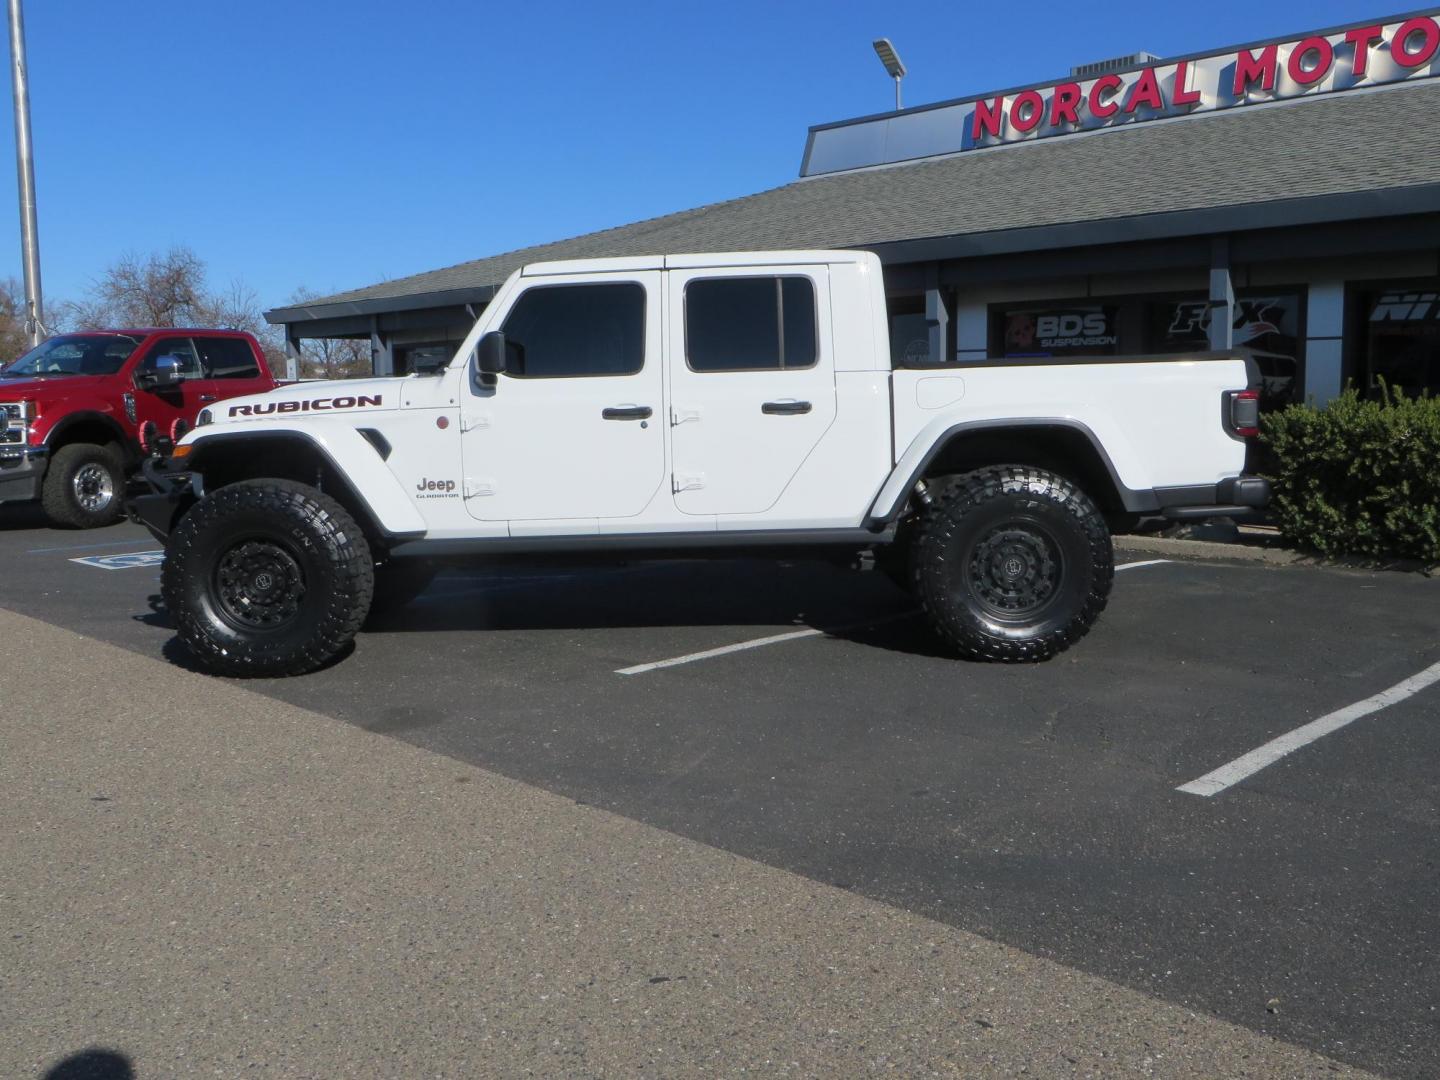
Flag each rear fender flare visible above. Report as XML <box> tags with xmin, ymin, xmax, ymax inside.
<box><xmin>865</xmin><ymin>417</ymin><xmax>1157</xmax><ymax>526</ymax></box>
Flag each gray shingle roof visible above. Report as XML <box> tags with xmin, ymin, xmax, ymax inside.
<box><xmin>286</xmin><ymin>81</ymin><xmax>1440</xmax><ymax>313</ymax></box>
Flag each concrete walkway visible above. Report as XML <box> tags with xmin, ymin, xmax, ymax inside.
<box><xmin>0</xmin><ymin>608</ymin><xmax>1375</xmax><ymax>1078</ymax></box>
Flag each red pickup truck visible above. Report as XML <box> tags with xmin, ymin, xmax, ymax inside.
<box><xmin>0</xmin><ymin>329</ymin><xmax>278</xmax><ymax>527</ymax></box>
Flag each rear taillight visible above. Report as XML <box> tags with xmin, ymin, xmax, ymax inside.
<box><xmin>1228</xmin><ymin>389</ymin><xmax>1260</xmax><ymax>438</ymax></box>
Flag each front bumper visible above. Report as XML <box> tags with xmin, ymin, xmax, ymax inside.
<box><xmin>125</xmin><ymin>456</ymin><xmax>203</xmax><ymax>542</ymax></box>
<box><xmin>1157</xmin><ymin>475</ymin><xmax>1272</xmax><ymax>521</ymax></box>
<box><xmin>0</xmin><ymin>445</ymin><xmax>47</xmax><ymax>504</ymax></box>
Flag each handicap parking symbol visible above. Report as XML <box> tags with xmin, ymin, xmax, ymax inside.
<box><xmin>70</xmin><ymin>551</ymin><xmax>166</xmax><ymax>571</ymax></box>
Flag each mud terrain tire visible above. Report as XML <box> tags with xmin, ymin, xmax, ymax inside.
<box><xmin>912</xmin><ymin>465</ymin><xmax>1113</xmax><ymax>662</ymax></box>
<box><xmin>162</xmin><ymin>479</ymin><xmax>374</xmax><ymax>677</ymax></box>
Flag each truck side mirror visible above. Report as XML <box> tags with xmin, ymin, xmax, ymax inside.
<box><xmin>475</xmin><ymin>332</ymin><xmax>507</xmax><ymax>375</ymax></box>
<box><xmin>135</xmin><ymin>354</ymin><xmax>184</xmax><ymax>390</ymax></box>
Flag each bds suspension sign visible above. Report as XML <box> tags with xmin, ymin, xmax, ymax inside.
<box><xmin>802</xmin><ymin>12</ymin><xmax>1440</xmax><ymax>174</ymax></box>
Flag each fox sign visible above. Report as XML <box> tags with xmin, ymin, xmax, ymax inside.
<box><xmin>801</xmin><ymin>12</ymin><xmax>1440</xmax><ymax>175</ymax></box>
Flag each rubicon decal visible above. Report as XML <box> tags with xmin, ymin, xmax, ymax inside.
<box><xmin>229</xmin><ymin>394</ymin><xmax>383</xmax><ymax>417</ymax></box>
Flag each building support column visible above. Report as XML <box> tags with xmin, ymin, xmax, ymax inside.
<box><xmin>925</xmin><ymin>265</ymin><xmax>951</xmax><ymax>365</ymax></box>
<box><xmin>1303</xmin><ymin>282</ymin><xmax>1346</xmax><ymax>405</ymax></box>
<box><xmin>1209</xmin><ymin>237</ymin><xmax>1235</xmax><ymax>352</ymax></box>
<box><xmin>284</xmin><ymin>326</ymin><xmax>301</xmax><ymax>382</ymax></box>
<box><xmin>370</xmin><ymin>317</ymin><xmax>394</xmax><ymax>377</ymax></box>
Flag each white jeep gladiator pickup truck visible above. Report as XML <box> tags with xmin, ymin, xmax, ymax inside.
<box><xmin>130</xmin><ymin>250</ymin><xmax>1269</xmax><ymax>677</ymax></box>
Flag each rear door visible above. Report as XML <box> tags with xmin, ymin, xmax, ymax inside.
<box><xmin>194</xmin><ymin>335</ymin><xmax>272</xmax><ymax>411</ymax></box>
<box><xmin>666</xmin><ymin>266</ymin><xmax>836</xmax><ymax>515</ymax></box>
<box><xmin>461</xmin><ymin>272</ymin><xmax>665</xmax><ymax>523</ymax></box>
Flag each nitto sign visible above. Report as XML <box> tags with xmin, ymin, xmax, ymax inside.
<box><xmin>802</xmin><ymin>12</ymin><xmax>1440</xmax><ymax>175</ymax></box>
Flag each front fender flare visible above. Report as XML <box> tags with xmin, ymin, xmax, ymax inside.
<box><xmin>183</xmin><ymin>426</ymin><xmax>427</xmax><ymax>537</ymax></box>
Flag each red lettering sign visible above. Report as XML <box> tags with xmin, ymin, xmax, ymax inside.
<box><xmin>1234</xmin><ymin>44</ymin><xmax>1279</xmax><ymax>94</ymax></box>
<box><xmin>1049</xmin><ymin>82</ymin><xmax>1083</xmax><ymax>126</ymax></box>
<box><xmin>1089</xmin><ymin>73</ymin><xmax>1123</xmax><ymax>118</ymax></box>
<box><xmin>1344</xmin><ymin>25</ymin><xmax>1384</xmax><ymax>77</ymax></box>
<box><xmin>972</xmin><ymin>96</ymin><xmax>1004</xmax><ymax>140</ymax></box>
<box><xmin>1287</xmin><ymin>36</ymin><xmax>1334</xmax><ymax>85</ymax></box>
<box><xmin>1010</xmin><ymin>89</ymin><xmax>1045</xmax><ymax>133</ymax></box>
<box><xmin>1173</xmin><ymin>60</ymin><xmax>1202</xmax><ymax>106</ymax></box>
<box><xmin>1124</xmin><ymin>67</ymin><xmax>1165</xmax><ymax>113</ymax></box>
<box><xmin>1394</xmin><ymin>16</ymin><xmax>1440</xmax><ymax>69</ymax></box>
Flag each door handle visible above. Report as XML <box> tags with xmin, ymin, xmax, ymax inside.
<box><xmin>602</xmin><ymin>405</ymin><xmax>653</xmax><ymax>421</ymax></box>
<box><xmin>761</xmin><ymin>400</ymin><xmax>812</xmax><ymax>415</ymax></box>
<box><xmin>199</xmin><ymin>394</ymin><xmax>217</xmax><ymax>403</ymax></box>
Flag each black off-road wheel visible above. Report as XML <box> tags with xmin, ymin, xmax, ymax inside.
<box><xmin>41</xmin><ymin>442</ymin><xmax>126</xmax><ymax>529</ymax></box>
<box><xmin>162</xmin><ymin>479</ymin><xmax>375</xmax><ymax>677</ymax></box>
<box><xmin>912</xmin><ymin>466</ymin><xmax>1113</xmax><ymax>662</ymax></box>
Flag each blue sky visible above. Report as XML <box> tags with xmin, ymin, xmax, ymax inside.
<box><xmin>1</xmin><ymin>0</ymin><xmax>1372</xmax><ymax>312</ymax></box>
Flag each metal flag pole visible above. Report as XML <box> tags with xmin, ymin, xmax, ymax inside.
<box><xmin>7</xmin><ymin>0</ymin><xmax>42</xmax><ymax>345</ymax></box>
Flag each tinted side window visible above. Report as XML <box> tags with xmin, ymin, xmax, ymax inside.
<box><xmin>500</xmin><ymin>282</ymin><xmax>646</xmax><ymax>378</ymax></box>
<box><xmin>686</xmin><ymin>277</ymin><xmax>817</xmax><ymax>372</ymax></box>
<box><xmin>142</xmin><ymin>337</ymin><xmax>203</xmax><ymax>380</ymax></box>
<box><xmin>197</xmin><ymin>337</ymin><xmax>261</xmax><ymax>379</ymax></box>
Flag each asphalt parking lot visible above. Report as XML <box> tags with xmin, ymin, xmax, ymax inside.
<box><xmin>2</xmin><ymin>505</ymin><xmax>1438</xmax><ymax>1079</ymax></box>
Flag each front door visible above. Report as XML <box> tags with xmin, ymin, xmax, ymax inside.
<box><xmin>130</xmin><ymin>335</ymin><xmax>206</xmax><ymax>443</ymax></box>
<box><xmin>461</xmin><ymin>272</ymin><xmax>665</xmax><ymax>524</ymax></box>
<box><xmin>666</xmin><ymin>266</ymin><xmax>836</xmax><ymax>516</ymax></box>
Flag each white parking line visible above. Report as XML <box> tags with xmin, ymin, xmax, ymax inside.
<box><xmin>616</xmin><ymin>613</ymin><xmax>914</xmax><ymax>676</ymax></box>
<box><xmin>1178</xmin><ymin>657</ymin><xmax>1440</xmax><ymax>797</ymax></box>
<box><xmin>617</xmin><ymin>628</ymin><xmax>828</xmax><ymax>675</ymax></box>
<box><xmin>617</xmin><ymin>560</ymin><xmax>1173</xmax><ymax>676</ymax></box>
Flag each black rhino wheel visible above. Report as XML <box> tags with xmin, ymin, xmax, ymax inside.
<box><xmin>912</xmin><ymin>465</ymin><xmax>1113</xmax><ymax>662</ymax></box>
<box><xmin>162</xmin><ymin>479</ymin><xmax>374</xmax><ymax>677</ymax></box>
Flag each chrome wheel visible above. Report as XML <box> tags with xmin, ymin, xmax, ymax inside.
<box><xmin>72</xmin><ymin>463</ymin><xmax>115</xmax><ymax>513</ymax></box>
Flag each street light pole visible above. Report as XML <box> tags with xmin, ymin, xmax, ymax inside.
<box><xmin>872</xmin><ymin>38</ymin><xmax>907</xmax><ymax>113</ymax></box>
<box><xmin>7</xmin><ymin>0</ymin><xmax>42</xmax><ymax>346</ymax></box>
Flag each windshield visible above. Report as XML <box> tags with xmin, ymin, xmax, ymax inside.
<box><xmin>2</xmin><ymin>334</ymin><xmax>144</xmax><ymax>378</ymax></box>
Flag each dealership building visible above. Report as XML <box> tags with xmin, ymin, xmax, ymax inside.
<box><xmin>267</xmin><ymin>10</ymin><xmax>1440</xmax><ymax>407</ymax></box>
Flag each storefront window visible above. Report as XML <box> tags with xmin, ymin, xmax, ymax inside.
<box><xmin>887</xmin><ymin>292</ymin><xmax>953</xmax><ymax>366</ymax></box>
<box><xmin>1360</xmin><ymin>285</ymin><xmax>1440</xmax><ymax>397</ymax></box>
<box><xmin>992</xmin><ymin>303</ymin><xmax>1121</xmax><ymax>360</ymax></box>
<box><xmin>1146</xmin><ymin>292</ymin><xmax>1303</xmax><ymax>409</ymax></box>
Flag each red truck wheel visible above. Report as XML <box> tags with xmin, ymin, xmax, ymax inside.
<box><xmin>41</xmin><ymin>443</ymin><xmax>126</xmax><ymax>529</ymax></box>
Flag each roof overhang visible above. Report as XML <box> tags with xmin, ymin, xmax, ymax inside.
<box><xmin>866</xmin><ymin>182</ymin><xmax>1440</xmax><ymax>265</ymax></box>
<box><xmin>265</xmin><ymin>284</ymin><xmax>498</xmax><ymax>327</ymax></box>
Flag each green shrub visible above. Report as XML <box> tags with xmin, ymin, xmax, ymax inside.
<box><xmin>1261</xmin><ymin>387</ymin><xmax>1440</xmax><ymax>561</ymax></box>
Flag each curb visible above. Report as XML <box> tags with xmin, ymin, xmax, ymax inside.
<box><xmin>1114</xmin><ymin>533</ymin><xmax>1438</xmax><ymax>575</ymax></box>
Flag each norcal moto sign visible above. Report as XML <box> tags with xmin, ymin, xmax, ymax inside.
<box><xmin>968</xmin><ymin>14</ymin><xmax>1440</xmax><ymax>147</ymax></box>
<box><xmin>802</xmin><ymin>12</ymin><xmax>1440</xmax><ymax>175</ymax></box>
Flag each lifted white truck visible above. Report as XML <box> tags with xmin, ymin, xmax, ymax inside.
<box><xmin>130</xmin><ymin>251</ymin><xmax>1269</xmax><ymax>677</ymax></box>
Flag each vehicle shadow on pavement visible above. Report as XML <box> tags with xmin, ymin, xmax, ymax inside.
<box><xmin>361</xmin><ymin>560</ymin><xmax>917</xmax><ymax>636</ymax></box>
<box><xmin>136</xmin><ymin>593</ymin><xmax>172</xmax><ymax>630</ymax></box>
<box><xmin>42</xmin><ymin>1048</ymin><xmax>134</xmax><ymax>1079</ymax></box>
<box><xmin>0</xmin><ymin>504</ymin><xmax>54</xmax><ymax>531</ymax></box>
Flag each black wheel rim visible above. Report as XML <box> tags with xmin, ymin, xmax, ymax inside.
<box><xmin>966</xmin><ymin>523</ymin><xmax>1063</xmax><ymax>621</ymax></box>
<box><xmin>212</xmin><ymin>539</ymin><xmax>306</xmax><ymax>631</ymax></box>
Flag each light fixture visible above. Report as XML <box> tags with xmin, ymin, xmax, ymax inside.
<box><xmin>872</xmin><ymin>38</ymin><xmax>907</xmax><ymax>111</ymax></box>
